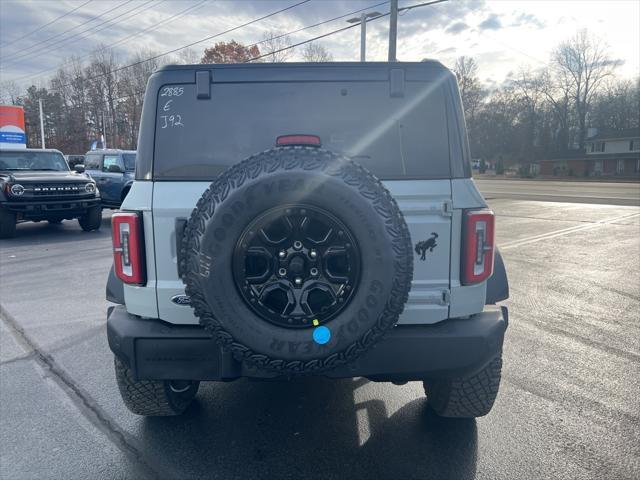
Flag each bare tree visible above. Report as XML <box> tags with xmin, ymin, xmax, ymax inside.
<box><xmin>173</xmin><ymin>48</ymin><xmax>200</xmax><ymax>65</ymax></box>
<box><xmin>261</xmin><ymin>30</ymin><xmax>293</xmax><ymax>63</ymax></box>
<box><xmin>553</xmin><ymin>29</ymin><xmax>622</xmax><ymax>148</ymax></box>
<box><xmin>50</xmin><ymin>56</ymin><xmax>90</xmax><ymax>153</ymax></box>
<box><xmin>453</xmin><ymin>56</ymin><xmax>484</xmax><ymax>122</ymax></box>
<box><xmin>302</xmin><ymin>43</ymin><xmax>333</xmax><ymax>62</ymax></box>
<box><xmin>0</xmin><ymin>80</ymin><xmax>21</xmax><ymax>104</ymax></box>
<box><xmin>118</xmin><ymin>50</ymin><xmax>162</xmax><ymax>148</ymax></box>
<box><xmin>86</xmin><ymin>46</ymin><xmax>120</xmax><ymax>147</ymax></box>
<box><xmin>589</xmin><ymin>77</ymin><xmax>640</xmax><ymax>131</ymax></box>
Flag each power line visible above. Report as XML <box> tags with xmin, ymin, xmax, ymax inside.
<box><xmin>401</xmin><ymin>0</ymin><xmax>447</xmax><ymax>12</ymax></box>
<box><xmin>15</xmin><ymin>0</ymin><xmax>385</xmax><ymax>84</ymax></box>
<box><xmin>0</xmin><ymin>0</ymin><xmax>94</xmax><ymax>49</ymax></box>
<box><xmin>246</xmin><ymin>1</ymin><xmax>390</xmax><ymax>50</ymax></box>
<box><xmin>248</xmin><ymin>23</ymin><xmax>361</xmax><ymax>62</ymax></box>
<box><xmin>1</xmin><ymin>0</ymin><xmax>134</xmax><ymax>62</ymax></box>
<box><xmin>246</xmin><ymin>0</ymin><xmax>447</xmax><ymax>62</ymax></box>
<box><xmin>9</xmin><ymin>0</ymin><xmax>209</xmax><ymax>83</ymax></box>
<box><xmin>4</xmin><ymin>0</ymin><xmax>159</xmax><ymax>65</ymax></box>
<box><xmin>41</xmin><ymin>0</ymin><xmax>312</xmax><ymax>90</ymax></box>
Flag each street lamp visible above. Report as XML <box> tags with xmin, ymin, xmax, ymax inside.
<box><xmin>346</xmin><ymin>11</ymin><xmax>382</xmax><ymax>62</ymax></box>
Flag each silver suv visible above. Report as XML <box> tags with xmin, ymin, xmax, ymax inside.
<box><xmin>106</xmin><ymin>62</ymin><xmax>509</xmax><ymax>418</ymax></box>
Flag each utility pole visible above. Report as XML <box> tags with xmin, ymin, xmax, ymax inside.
<box><xmin>38</xmin><ymin>98</ymin><xmax>45</xmax><ymax>149</ymax></box>
<box><xmin>102</xmin><ymin>112</ymin><xmax>107</xmax><ymax>149</ymax></box>
<box><xmin>388</xmin><ymin>0</ymin><xmax>398</xmax><ymax>62</ymax></box>
<box><xmin>347</xmin><ymin>11</ymin><xmax>382</xmax><ymax>62</ymax></box>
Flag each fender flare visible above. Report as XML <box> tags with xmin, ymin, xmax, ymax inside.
<box><xmin>106</xmin><ymin>264</ymin><xmax>125</xmax><ymax>305</ymax></box>
<box><xmin>486</xmin><ymin>247</ymin><xmax>509</xmax><ymax>304</ymax></box>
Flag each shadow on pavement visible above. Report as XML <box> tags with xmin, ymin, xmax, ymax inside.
<box><xmin>140</xmin><ymin>378</ymin><xmax>477</xmax><ymax>480</ymax></box>
<box><xmin>1</xmin><ymin>215</ymin><xmax>112</xmax><ymax>246</ymax></box>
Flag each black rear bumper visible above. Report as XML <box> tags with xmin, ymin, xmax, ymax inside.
<box><xmin>107</xmin><ymin>305</ymin><xmax>507</xmax><ymax>382</ymax></box>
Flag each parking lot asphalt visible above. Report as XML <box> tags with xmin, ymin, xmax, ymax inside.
<box><xmin>1</xmin><ymin>184</ymin><xmax>639</xmax><ymax>480</ymax></box>
<box><xmin>476</xmin><ymin>178</ymin><xmax>640</xmax><ymax>206</ymax></box>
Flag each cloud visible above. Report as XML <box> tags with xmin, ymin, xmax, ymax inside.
<box><xmin>394</xmin><ymin>0</ymin><xmax>487</xmax><ymax>38</ymax></box>
<box><xmin>478</xmin><ymin>14</ymin><xmax>502</xmax><ymax>31</ymax></box>
<box><xmin>445</xmin><ymin>22</ymin><xmax>469</xmax><ymax>34</ymax></box>
<box><xmin>511</xmin><ymin>13</ymin><xmax>545</xmax><ymax>29</ymax></box>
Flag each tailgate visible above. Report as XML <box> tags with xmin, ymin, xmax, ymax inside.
<box><xmin>153</xmin><ymin>180</ymin><xmax>451</xmax><ymax>325</ymax></box>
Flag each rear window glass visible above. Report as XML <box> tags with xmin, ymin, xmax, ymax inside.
<box><xmin>153</xmin><ymin>82</ymin><xmax>450</xmax><ymax>180</ymax></box>
<box><xmin>103</xmin><ymin>155</ymin><xmax>120</xmax><ymax>171</ymax></box>
<box><xmin>123</xmin><ymin>153</ymin><xmax>136</xmax><ymax>170</ymax></box>
<box><xmin>85</xmin><ymin>154</ymin><xmax>101</xmax><ymax>169</ymax></box>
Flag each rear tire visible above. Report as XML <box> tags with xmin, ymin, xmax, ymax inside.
<box><xmin>0</xmin><ymin>208</ymin><xmax>16</xmax><ymax>239</ymax></box>
<box><xmin>423</xmin><ymin>352</ymin><xmax>502</xmax><ymax>418</ymax></box>
<box><xmin>114</xmin><ymin>357</ymin><xmax>199</xmax><ymax>416</ymax></box>
<box><xmin>78</xmin><ymin>205</ymin><xmax>102</xmax><ymax>231</ymax></box>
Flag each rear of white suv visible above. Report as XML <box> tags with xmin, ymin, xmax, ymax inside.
<box><xmin>106</xmin><ymin>62</ymin><xmax>508</xmax><ymax>417</ymax></box>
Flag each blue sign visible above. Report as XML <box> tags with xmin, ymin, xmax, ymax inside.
<box><xmin>0</xmin><ymin>131</ymin><xmax>26</xmax><ymax>144</ymax></box>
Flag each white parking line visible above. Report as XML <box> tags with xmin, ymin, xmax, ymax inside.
<box><xmin>500</xmin><ymin>212</ymin><xmax>640</xmax><ymax>250</ymax></box>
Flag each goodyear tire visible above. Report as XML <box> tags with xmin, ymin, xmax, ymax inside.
<box><xmin>181</xmin><ymin>146</ymin><xmax>413</xmax><ymax>374</ymax></box>
<box><xmin>424</xmin><ymin>352</ymin><xmax>503</xmax><ymax>418</ymax></box>
<box><xmin>114</xmin><ymin>358</ymin><xmax>199</xmax><ymax>416</ymax></box>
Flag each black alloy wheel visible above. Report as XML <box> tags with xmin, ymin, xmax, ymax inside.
<box><xmin>233</xmin><ymin>204</ymin><xmax>361</xmax><ymax>328</ymax></box>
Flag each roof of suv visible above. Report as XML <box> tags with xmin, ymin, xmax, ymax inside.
<box><xmin>151</xmin><ymin>61</ymin><xmax>453</xmax><ymax>83</ymax></box>
<box><xmin>0</xmin><ymin>148</ymin><xmax>64</xmax><ymax>154</ymax></box>
<box><xmin>85</xmin><ymin>149</ymin><xmax>136</xmax><ymax>155</ymax></box>
<box><xmin>156</xmin><ymin>60</ymin><xmax>448</xmax><ymax>72</ymax></box>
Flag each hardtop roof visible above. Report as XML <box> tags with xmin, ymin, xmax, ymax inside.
<box><xmin>153</xmin><ymin>61</ymin><xmax>453</xmax><ymax>83</ymax></box>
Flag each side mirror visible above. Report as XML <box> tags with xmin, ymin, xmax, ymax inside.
<box><xmin>108</xmin><ymin>164</ymin><xmax>123</xmax><ymax>173</ymax></box>
<box><xmin>74</xmin><ymin>164</ymin><xmax>85</xmax><ymax>173</ymax></box>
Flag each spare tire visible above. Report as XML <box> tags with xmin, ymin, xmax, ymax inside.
<box><xmin>181</xmin><ymin>146</ymin><xmax>413</xmax><ymax>374</ymax></box>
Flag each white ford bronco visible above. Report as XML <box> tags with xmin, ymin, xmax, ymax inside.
<box><xmin>106</xmin><ymin>62</ymin><xmax>508</xmax><ymax>418</ymax></box>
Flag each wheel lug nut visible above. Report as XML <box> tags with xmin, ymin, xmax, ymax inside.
<box><xmin>310</xmin><ymin>268</ymin><xmax>318</xmax><ymax>276</ymax></box>
<box><xmin>278</xmin><ymin>250</ymin><xmax>286</xmax><ymax>258</ymax></box>
<box><xmin>293</xmin><ymin>241</ymin><xmax>302</xmax><ymax>250</ymax></box>
<box><xmin>310</xmin><ymin>249</ymin><xmax>317</xmax><ymax>259</ymax></box>
<box><xmin>278</xmin><ymin>268</ymin><xmax>287</xmax><ymax>276</ymax></box>
<box><xmin>295</xmin><ymin>277</ymin><xmax>302</xmax><ymax>285</ymax></box>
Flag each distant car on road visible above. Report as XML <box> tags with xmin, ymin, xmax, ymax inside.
<box><xmin>83</xmin><ymin>149</ymin><xmax>135</xmax><ymax>208</ymax></box>
<box><xmin>0</xmin><ymin>148</ymin><xmax>101</xmax><ymax>238</ymax></box>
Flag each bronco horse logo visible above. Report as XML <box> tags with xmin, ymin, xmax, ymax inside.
<box><xmin>415</xmin><ymin>233</ymin><xmax>439</xmax><ymax>261</ymax></box>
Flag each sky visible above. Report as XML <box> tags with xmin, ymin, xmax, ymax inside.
<box><xmin>0</xmin><ymin>0</ymin><xmax>638</xmax><ymax>91</ymax></box>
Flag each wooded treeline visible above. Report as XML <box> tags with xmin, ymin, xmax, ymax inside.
<box><xmin>454</xmin><ymin>30</ymin><xmax>639</xmax><ymax>169</ymax></box>
<box><xmin>1</xmin><ymin>29</ymin><xmax>637</xmax><ymax>164</ymax></box>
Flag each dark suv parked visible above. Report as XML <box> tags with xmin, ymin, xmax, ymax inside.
<box><xmin>0</xmin><ymin>148</ymin><xmax>101</xmax><ymax>238</ymax></box>
<box><xmin>83</xmin><ymin>149</ymin><xmax>135</xmax><ymax>208</ymax></box>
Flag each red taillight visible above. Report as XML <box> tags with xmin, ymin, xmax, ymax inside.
<box><xmin>462</xmin><ymin>209</ymin><xmax>495</xmax><ymax>285</ymax></box>
<box><xmin>276</xmin><ymin>134</ymin><xmax>321</xmax><ymax>147</ymax></box>
<box><xmin>112</xmin><ymin>212</ymin><xmax>146</xmax><ymax>285</ymax></box>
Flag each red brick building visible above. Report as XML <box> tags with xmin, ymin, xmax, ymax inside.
<box><xmin>539</xmin><ymin>128</ymin><xmax>640</xmax><ymax>178</ymax></box>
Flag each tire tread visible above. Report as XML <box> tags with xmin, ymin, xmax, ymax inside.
<box><xmin>424</xmin><ymin>353</ymin><xmax>502</xmax><ymax>418</ymax></box>
<box><xmin>114</xmin><ymin>358</ymin><xmax>198</xmax><ymax>416</ymax></box>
